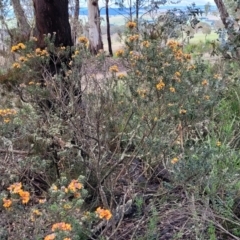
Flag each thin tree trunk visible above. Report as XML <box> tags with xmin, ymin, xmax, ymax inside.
<box><xmin>33</xmin><ymin>0</ymin><xmax>73</xmax><ymax>48</ymax></box>
<box><xmin>136</xmin><ymin>0</ymin><xmax>139</xmax><ymax>24</ymax></box>
<box><xmin>106</xmin><ymin>0</ymin><xmax>113</xmax><ymax>56</ymax></box>
<box><xmin>129</xmin><ymin>0</ymin><xmax>132</xmax><ymax>21</ymax></box>
<box><xmin>72</xmin><ymin>0</ymin><xmax>80</xmax><ymax>44</ymax></box>
<box><xmin>88</xmin><ymin>0</ymin><xmax>103</xmax><ymax>54</ymax></box>
<box><xmin>11</xmin><ymin>0</ymin><xmax>31</xmax><ymax>41</ymax></box>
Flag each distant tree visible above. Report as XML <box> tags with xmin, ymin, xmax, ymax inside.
<box><xmin>106</xmin><ymin>0</ymin><xmax>113</xmax><ymax>56</ymax></box>
<box><xmin>11</xmin><ymin>0</ymin><xmax>31</xmax><ymax>41</ymax></box>
<box><xmin>33</xmin><ymin>0</ymin><xmax>73</xmax><ymax>48</ymax></box>
<box><xmin>69</xmin><ymin>0</ymin><xmax>80</xmax><ymax>44</ymax></box>
<box><xmin>87</xmin><ymin>0</ymin><xmax>103</xmax><ymax>54</ymax></box>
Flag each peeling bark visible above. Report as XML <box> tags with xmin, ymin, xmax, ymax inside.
<box><xmin>88</xmin><ymin>0</ymin><xmax>103</xmax><ymax>54</ymax></box>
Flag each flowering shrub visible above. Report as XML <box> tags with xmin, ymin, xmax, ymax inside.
<box><xmin>1</xmin><ymin>16</ymin><xmax>240</xmax><ymax>239</ymax></box>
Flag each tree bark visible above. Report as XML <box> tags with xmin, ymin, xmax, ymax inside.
<box><xmin>106</xmin><ymin>0</ymin><xmax>113</xmax><ymax>56</ymax></box>
<box><xmin>72</xmin><ymin>0</ymin><xmax>80</xmax><ymax>44</ymax></box>
<box><xmin>88</xmin><ymin>0</ymin><xmax>103</xmax><ymax>54</ymax></box>
<box><xmin>33</xmin><ymin>0</ymin><xmax>73</xmax><ymax>48</ymax></box>
<box><xmin>11</xmin><ymin>0</ymin><xmax>31</xmax><ymax>41</ymax></box>
<box><xmin>214</xmin><ymin>0</ymin><xmax>230</xmax><ymax>29</ymax></box>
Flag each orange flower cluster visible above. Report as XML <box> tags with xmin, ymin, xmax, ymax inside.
<box><xmin>202</xmin><ymin>79</ymin><xmax>208</xmax><ymax>86</ymax></box>
<box><xmin>137</xmin><ymin>89</ymin><xmax>147</xmax><ymax>98</ymax></box>
<box><xmin>52</xmin><ymin>222</ymin><xmax>72</xmax><ymax>231</ymax></box>
<box><xmin>156</xmin><ymin>79</ymin><xmax>165</xmax><ymax>90</ymax></box>
<box><xmin>3</xmin><ymin>198</ymin><xmax>12</xmax><ymax>208</ymax></box>
<box><xmin>96</xmin><ymin>207</ymin><xmax>112</xmax><ymax>220</ymax></box>
<box><xmin>67</xmin><ymin>179</ymin><xmax>82</xmax><ymax>193</ymax></box>
<box><xmin>12</xmin><ymin>62</ymin><xmax>21</xmax><ymax>68</ymax></box>
<box><xmin>142</xmin><ymin>40</ymin><xmax>150</xmax><ymax>48</ymax></box>
<box><xmin>44</xmin><ymin>233</ymin><xmax>56</xmax><ymax>240</ymax></box>
<box><xmin>78</xmin><ymin>36</ymin><xmax>88</xmax><ymax>44</ymax></box>
<box><xmin>171</xmin><ymin>157</ymin><xmax>178</xmax><ymax>164</ymax></box>
<box><xmin>109</xmin><ymin>65</ymin><xmax>119</xmax><ymax>73</ymax></box>
<box><xmin>35</xmin><ymin>48</ymin><xmax>49</xmax><ymax>57</ymax></box>
<box><xmin>167</xmin><ymin>40</ymin><xmax>191</xmax><ymax>61</ymax></box>
<box><xmin>126</xmin><ymin>21</ymin><xmax>137</xmax><ymax>29</ymax></box>
<box><xmin>115</xmin><ymin>49</ymin><xmax>124</xmax><ymax>57</ymax></box>
<box><xmin>44</xmin><ymin>222</ymin><xmax>72</xmax><ymax>240</ymax></box>
<box><xmin>7</xmin><ymin>182</ymin><xmax>30</xmax><ymax>204</ymax></box>
<box><xmin>11</xmin><ymin>43</ymin><xmax>26</xmax><ymax>52</ymax></box>
<box><xmin>0</xmin><ymin>108</ymin><xmax>17</xmax><ymax>117</ymax></box>
<box><xmin>128</xmin><ymin>34</ymin><xmax>139</xmax><ymax>42</ymax></box>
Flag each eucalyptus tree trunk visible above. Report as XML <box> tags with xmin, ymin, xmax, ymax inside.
<box><xmin>214</xmin><ymin>0</ymin><xmax>230</xmax><ymax>29</ymax></box>
<box><xmin>33</xmin><ymin>0</ymin><xmax>73</xmax><ymax>48</ymax></box>
<box><xmin>11</xmin><ymin>0</ymin><xmax>31</xmax><ymax>41</ymax></box>
<box><xmin>72</xmin><ymin>0</ymin><xmax>80</xmax><ymax>44</ymax></box>
<box><xmin>88</xmin><ymin>0</ymin><xmax>103</xmax><ymax>54</ymax></box>
<box><xmin>106</xmin><ymin>0</ymin><xmax>113</xmax><ymax>56</ymax></box>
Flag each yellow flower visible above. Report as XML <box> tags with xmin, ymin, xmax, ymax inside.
<box><xmin>96</xmin><ymin>207</ymin><xmax>112</xmax><ymax>220</ymax></box>
<box><xmin>78</xmin><ymin>36</ymin><xmax>88</xmax><ymax>44</ymax></box>
<box><xmin>68</xmin><ymin>180</ymin><xmax>82</xmax><ymax>193</ymax></box>
<box><xmin>19</xmin><ymin>190</ymin><xmax>30</xmax><ymax>204</ymax></box>
<box><xmin>184</xmin><ymin>53</ymin><xmax>191</xmax><ymax>60</ymax></box>
<box><xmin>11</xmin><ymin>45</ymin><xmax>19</xmax><ymax>52</ymax></box>
<box><xmin>3</xmin><ymin>118</ymin><xmax>11</xmax><ymax>123</ymax></box>
<box><xmin>50</xmin><ymin>184</ymin><xmax>58</xmax><ymax>191</ymax></box>
<box><xmin>204</xmin><ymin>95</ymin><xmax>210</xmax><ymax>100</ymax></box>
<box><xmin>214</xmin><ymin>74</ymin><xmax>221</xmax><ymax>79</ymax></box>
<box><xmin>44</xmin><ymin>233</ymin><xmax>56</xmax><ymax>240</ymax></box>
<box><xmin>169</xmin><ymin>87</ymin><xmax>176</xmax><ymax>93</ymax></box>
<box><xmin>171</xmin><ymin>157</ymin><xmax>178</xmax><ymax>164</ymax></box>
<box><xmin>137</xmin><ymin>89</ymin><xmax>147</xmax><ymax>98</ymax></box>
<box><xmin>156</xmin><ymin>79</ymin><xmax>165</xmax><ymax>90</ymax></box>
<box><xmin>216</xmin><ymin>141</ymin><xmax>221</xmax><ymax>147</ymax></box>
<box><xmin>202</xmin><ymin>79</ymin><xmax>208</xmax><ymax>86</ymax></box>
<box><xmin>3</xmin><ymin>198</ymin><xmax>12</xmax><ymax>208</ymax></box>
<box><xmin>118</xmin><ymin>73</ymin><xmax>126</xmax><ymax>79</ymax></box>
<box><xmin>187</xmin><ymin>64</ymin><xmax>196</xmax><ymax>71</ymax></box>
<box><xmin>174</xmin><ymin>72</ymin><xmax>181</xmax><ymax>77</ymax></box>
<box><xmin>142</xmin><ymin>41</ymin><xmax>150</xmax><ymax>48</ymax></box>
<box><xmin>115</xmin><ymin>49</ymin><xmax>124</xmax><ymax>57</ymax></box>
<box><xmin>19</xmin><ymin>56</ymin><xmax>27</xmax><ymax>62</ymax></box>
<box><xmin>128</xmin><ymin>34</ymin><xmax>139</xmax><ymax>42</ymax></box>
<box><xmin>7</xmin><ymin>182</ymin><xmax>22</xmax><ymax>194</ymax></box>
<box><xmin>63</xmin><ymin>238</ymin><xmax>71</xmax><ymax>240</ymax></box>
<box><xmin>39</xmin><ymin>198</ymin><xmax>46</xmax><ymax>204</ymax></box>
<box><xmin>28</xmin><ymin>81</ymin><xmax>35</xmax><ymax>85</ymax></box>
<box><xmin>17</xmin><ymin>43</ymin><xmax>26</xmax><ymax>49</ymax></box>
<box><xmin>12</xmin><ymin>62</ymin><xmax>21</xmax><ymax>68</ymax></box>
<box><xmin>52</xmin><ymin>222</ymin><xmax>72</xmax><ymax>231</ymax></box>
<box><xmin>126</xmin><ymin>21</ymin><xmax>136</xmax><ymax>29</ymax></box>
<box><xmin>109</xmin><ymin>65</ymin><xmax>119</xmax><ymax>73</ymax></box>
<box><xmin>35</xmin><ymin>48</ymin><xmax>42</xmax><ymax>55</ymax></box>
<box><xmin>63</xmin><ymin>204</ymin><xmax>72</xmax><ymax>210</ymax></box>
<box><xmin>179</xmin><ymin>109</ymin><xmax>187</xmax><ymax>114</ymax></box>
<box><xmin>32</xmin><ymin>209</ymin><xmax>42</xmax><ymax>216</ymax></box>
